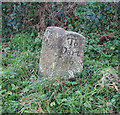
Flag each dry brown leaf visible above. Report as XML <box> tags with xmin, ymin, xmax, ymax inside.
<box><xmin>113</xmin><ymin>82</ymin><xmax>120</xmax><ymax>94</ymax></box>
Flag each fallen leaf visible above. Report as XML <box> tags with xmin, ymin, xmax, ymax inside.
<box><xmin>113</xmin><ymin>82</ymin><xmax>120</xmax><ymax>94</ymax></box>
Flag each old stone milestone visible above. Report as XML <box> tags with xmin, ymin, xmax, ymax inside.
<box><xmin>39</xmin><ymin>26</ymin><xmax>85</xmax><ymax>79</ymax></box>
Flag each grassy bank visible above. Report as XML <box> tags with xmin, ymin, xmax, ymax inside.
<box><xmin>2</xmin><ymin>2</ymin><xmax>120</xmax><ymax>113</ymax></box>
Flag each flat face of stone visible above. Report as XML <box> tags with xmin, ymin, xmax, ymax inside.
<box><xmin>39</xmin><ymin>26</ymin><xmax>85</xmax><ymax>79</ymax></box>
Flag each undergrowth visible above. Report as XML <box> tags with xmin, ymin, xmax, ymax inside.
<box><xmin>2</xmin><ymin>2</ymin><xmax>120</xmax><ymax>114</ymax></box>
<box><xmin>2</xmin><ymin>31</ymin><xmax>119</xmax><ymax>113</ymax></box>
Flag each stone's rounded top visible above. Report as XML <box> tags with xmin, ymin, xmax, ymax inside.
<box><xmin>46</xmin><ymin>26</ymin><xmax>85</xmax><ymax>40</ymax></box>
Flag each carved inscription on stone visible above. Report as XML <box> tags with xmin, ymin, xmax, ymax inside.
<box><xmin>43</xmin><ymin>30</ymin><xmax>53</xmax><ymax>49</ymax></box>
<box><xmin>39</xmin><ymin>26</ymin><xmax>85</xmax><ymax>79</ymax></box>
<box><xmin>62</xmin><ymin>35</ymin><xmax>81</xmax><ymax>57</ymax></box>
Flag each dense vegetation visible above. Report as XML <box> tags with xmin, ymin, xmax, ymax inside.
<box><xmin>2</xmin><ymin>2</ymin><xmax>120</xmax><ymax>113</ymax></box>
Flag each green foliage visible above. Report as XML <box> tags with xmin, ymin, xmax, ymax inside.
<box><xmin>2</xmin><ymin>2</ymin><xmax>41</xmax><ymax>40</ymax></box>
<box><xmin>2</xmin><ymin>33</ymin><xmax>42</xmax><ymax>113</ymax></box>
<box><xmin>2</xmin><ymin>31</ymin><xmax>119</xmax><ymax>113</ymax></box>
<box><xmin>2</xmin><ymin>2</ymin><xmax>120</xmax><ymax>114</ymax></box>
<box><xmin>66</xmin><ymin>2</ymin><xmax>119</xmax><ymax>33</ymax></box>
<box><xmin>18</xmin><ymin>77</ymin><xmax>119</xmax><ymax>113</ymax></box>
<box><xmin>2</xmin><ymin>2</ymin><xmax>119</xmax><ymax>39</ymax></box>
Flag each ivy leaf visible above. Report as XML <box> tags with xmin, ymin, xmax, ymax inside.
<box><xmin>50</xmin><ymin>101</ymin><xmax>55</xmax><ymax>107</ymax></box>
<box><xmin>84</xmin><ymin>102</ymin><xmax>92</xmax><ymax>108</ymax></box>
<box><xmin>106</xmin><ymin>102</ymin><xmax>112</xmax><ymax>107</ymax></box>
<box><xmin>11</xmin><ymin>84</ymin><xmax>18</xmax><ymax>90</ymax></box>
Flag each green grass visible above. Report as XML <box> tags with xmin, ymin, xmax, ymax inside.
<box><xmin>2</xmin><ymin>2</ymin><xmax>120</xmax><ymax>114</ymax></box>
<box><xmin>2</xmin><ymin>30</ymin><xmax>120</xmax><ymax>113</ymax></box>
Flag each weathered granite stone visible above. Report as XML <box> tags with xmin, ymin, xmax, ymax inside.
<box><xmin>39</xmin><ymin>26</ymin><xmax>85</xmax><ymax>79</ymax></box>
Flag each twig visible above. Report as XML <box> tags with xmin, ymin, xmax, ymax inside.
<box><xmin>37</xmin><ymin>103</ymin><xmax>45</xmax><ymax>113</ymax></box>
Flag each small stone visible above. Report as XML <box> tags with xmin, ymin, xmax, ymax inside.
<box><xmin>39</xmin><ymin>26</ymin><xmax>85</xmax><ymax>79</ymax></box>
